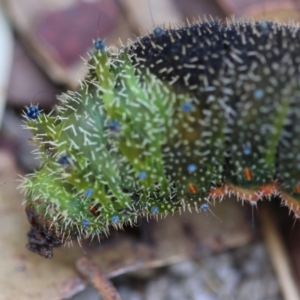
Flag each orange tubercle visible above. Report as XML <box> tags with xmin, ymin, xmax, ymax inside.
<box><xmin>89</xmin><ymin>204</ymin><xmax>100</xmax><ymax>217</ymax></box>
<box><xmin>294</xmin><ymin>184</ymin><xmax>300</xmax><ymax>194</ymax></box>
<box><xmin>243</xmin><ymin>168</ymin><xmax>253</xmax><ymax>181</ymax></box>
<box><xmin>259</xmin><ymin>183</ymin><xmax>279</xmax><ymax>197</ymax></box>
<box><xmin>209</xmin><ymin>185</ymin><xmax>226</xmax><ymax>199</ymax></box>
<box><xmin>187</xmin><ymin>183</ymin><xmax>198</xmax><ymax>194</ymax></box>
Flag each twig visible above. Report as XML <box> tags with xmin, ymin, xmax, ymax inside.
<box><xmin>76</xmin><ymin>257</ymin><xmax>122</xmax><ymax>300</ymax></box>
<box><xmin>259</xmin><ymin>202</ymin><xmax>300</xmax><ymax>300</ymax></box>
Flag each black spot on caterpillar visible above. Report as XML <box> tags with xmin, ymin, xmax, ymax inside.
<box><xmin>23</xmin><ymin>19</ymin><xmax>300</xmax><ymax>258</ymax></box>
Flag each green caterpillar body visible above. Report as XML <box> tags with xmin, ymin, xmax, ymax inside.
<box><xmin>23</xmin><ymin>20</ymin><xmax>300</xmax><ymax>258</ymax></box>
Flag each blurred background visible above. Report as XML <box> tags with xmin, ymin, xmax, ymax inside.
<box><xmin>1</xmin><ymin>0</ymin><xmax>300</xmax><ymax>299</ymax></box>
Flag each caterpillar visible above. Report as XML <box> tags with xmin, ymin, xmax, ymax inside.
<box><xmin>22</xmin><ymin>19</ymin><xmax>300</xmax><ymax>258</ymax></box>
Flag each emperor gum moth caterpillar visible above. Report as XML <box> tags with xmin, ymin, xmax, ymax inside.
<box><xmin>22</xmin><ymin>19</ymin><xmax>300</xmax><ymax>258</ymax></box>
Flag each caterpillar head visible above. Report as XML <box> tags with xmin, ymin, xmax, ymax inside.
<box><xmin>25</xmin><ymin>204</ymin><xmax>63</xmax><ymax>259</ymax></box>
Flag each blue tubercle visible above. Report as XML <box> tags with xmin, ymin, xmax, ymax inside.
<box><xmin>243</xmin><ymin>143</ymin><xmax>252</xmax><ymax>155</ymax></box>
<box><xmin>151</xmin><ymin>206</ymin><xmax>159</xmax><ymax>214</ymax></box>
<box><xmin>182</xmin><ymin>102</ymin><xmax>194</xmax><ymax>112</ymax></box>
<box><xmin>187</xmin><ymin>164</ymin><xmax>197</xmax><ymax>173</ymax></box>
<box><xmin>138</xmin><ymin>171</ymin><xmax>147</xmax><ymax>180</ymax></box>
<box><xmin>258</xmin><ymin>21</ymin><xmax>269</xmax><ymax>33</ymax></box>
<box><xmin>94</xmin><ymin>39</ymin><xmax>105</xmax><ymax>50</ymax></box>
<box><xmin>153</xmin><ymin>27</ymin><xmax>164</xmax><ymax>37</ymax></box>
<box><xmin>200</xmin><ymin>203</ymin><xmax>209</xmax><ymax>211</ymax></box>
<box><xmin>82</xmin><ymin>219</ymin><xmax>90</xmax><ymax>228</ymax></box>
<box><xmin>111</xmin><ymin>215</ymin><xmax>120</xmax><ymax>223</ymax></box>
<box><xmin>108</xmin><ymin>120</ymin><xmax>121</xmax><ymax>132</ymax></box>
<box><xmin>253</xmin><ymin>88</ymin><xmax>264</xmax><ymax>100</ymax></box>
<box><xmin>58</xmin><ymin>154</ymin><xmax>69</xmax><ymax>166</ymax></box>
<box><xmin>85</xmin><ymin>189</ymin><xmax>93</xmax><ymax>197</ymax></box>
<box><xmin>26</xmin><ymin>105</ymin><xmax>40</xmax><ymax>120</ymax></box>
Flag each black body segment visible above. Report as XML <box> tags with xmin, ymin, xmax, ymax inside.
<box><xmin>129</xmin><ymin>21</ymin><xmax>300</xmax><ymax>193</ymax></box>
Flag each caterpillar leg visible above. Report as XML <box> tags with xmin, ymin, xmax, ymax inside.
<box><xmin>281</xmin><ymin>193</ymin><xmax>300</xmax><ymax>218</ymax></box>
<box><xmin>210</xmin><ymin>182</ymin><xmax>280</xmax><ymax>205</ymax></box>
<box><xmin>225</xmin><ymin>182</ymin><xmax>279</xmax><ymax>202</ymax></box>
<box><xmin>225</xmin><ymin>182</ymin><xmax>260</xmax><ymax>202</ymax></box>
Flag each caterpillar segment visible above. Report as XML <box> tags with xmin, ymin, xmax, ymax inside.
<box><xmin>22</xmin><ymin>20</ymin><xmax>300</xmax><ymax>258</ymax></box>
